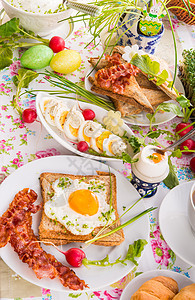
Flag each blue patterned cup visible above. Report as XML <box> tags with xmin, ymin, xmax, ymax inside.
<box><xmin>131</xmin><ymin>145</ymin><xmax>169</xmax><ymax>198</ymax></box>
<box><xmin>117</xmin><ymin>14</ymin><xmax>164</xmax><ymax>54</ymax></box>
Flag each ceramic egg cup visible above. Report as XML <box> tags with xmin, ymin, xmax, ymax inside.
<box><xmin>131</xmin><ymin>171</ymin><xmax>160</xmax><ymax>198</ymax></box>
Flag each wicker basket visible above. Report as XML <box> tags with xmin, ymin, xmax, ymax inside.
<box><xmin>167</xmin><ymin>0</ymin><xmax>195</xmax><ymax>25</ymax></box>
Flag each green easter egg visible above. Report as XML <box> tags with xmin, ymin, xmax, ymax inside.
<box><xmin>20</xmin><ymin>45</ymin><xmax>54</xmax><ymax>70</ymax></box>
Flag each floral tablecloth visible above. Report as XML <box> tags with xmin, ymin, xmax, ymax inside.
<box><xmin>0</xmin><ymin>9</ymin><xmax>195</xmax><ymax>300</ymax></box>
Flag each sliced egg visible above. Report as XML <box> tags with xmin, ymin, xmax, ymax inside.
<box><xmin>40</xmin><ymin>97</ymin><xmax>57</xmax><ymax>114</ymax></box>
<box><xmin>64</xmin><ymin>106</ymin><xmax>85</xmax><ymax>141</ymax></box>
<box><xmin>90</xmin><ymin>129</ymin><xmax>112</xmax><ymax>153</ymax></box>
<box><xmin>54</xmin><ymin>105</ymin><xmax>70</xmax><ymax>131</ymax></box>
<box><xmin>103</xmin><ymin>134</ymin><xmax>127</xmax><ymax>156</ymax></box>
<box><xmin>78</xmin><ymin>121</ymin><xmax>102</xmax><ymax>145</ymax></box>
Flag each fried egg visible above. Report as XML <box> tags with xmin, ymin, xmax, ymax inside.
<box><xmin>77</xmin><ymin>121</ymin><xmax>102</xmax><ymax>146</ymax></box>
<box><xmin>103</xmin><ymin>134</ymin><xmax>127</xmax><ymax>156</ymax></box>
<box><xmin>44</xmin><ymin>177</ymin><xmax>116</xmax><ymax>235</ymax></box>
<box><xmin>63</xmin><ymin>106</ymin><xmax>85</xmax><ymax>141</ymax></box>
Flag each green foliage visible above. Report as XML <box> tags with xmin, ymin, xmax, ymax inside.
<box><xmin>180</xmin><ymin>48</ymin><xmax>195</xmax><ymax>102</ymax></box>
<box><xmin>0</xmin><ymin>48</ymin><xmax>13</xmax><ymax>70</ymax></box>
<box><xmin>163</xmin><ymin>157</ymin><xmax>179</xmax><ymax>189</ymax></box>
<box><xmin>122</xmin><ymin>134</ymin><xmax>142</xmax><ymax>153</ymax></box>
<box><xmin>0</xmin><ymin>18</ymin><xmax>49</xmax><ymax>71</ymax></box>
<box><xmin>82</xmin><ymin>239</ymin><xmax>147</xmax><ymax>267</ymax></box>
<box><xmin>147</xmin><ymin>102</ymin><xmax>184</xmax><ymax>129</ymax></box>
<box><xmin>13</xmin><ymin>68</ymin><xmax>38</xmax><ymax>116</ymax></box>
<box><xmin>130</xmin><ymin>54</ymin><xmax>169</xmax><ymax>84</ymax></box>
<box><xmin>0</xmin><ymin>18</ymin><xmax>20</xmax><ymax>37</ymax></box>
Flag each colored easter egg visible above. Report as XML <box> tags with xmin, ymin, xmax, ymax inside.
<box><xmin>20</xmin><ymin>45</ymin><xmax>54</xmax><ymax>70</ymax></box>
<box><xmin>50</xmin><ymin>49</ymin><xmax>81</xmax><ymax>74</ymax></box>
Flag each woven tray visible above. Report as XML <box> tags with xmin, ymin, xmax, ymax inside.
<box><xmin>167</xmin><ymin>0</ymin><xmax>195</xmax><ymax>25</ymax></box>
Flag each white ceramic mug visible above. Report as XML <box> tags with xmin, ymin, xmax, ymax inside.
<box><xmin>188</xmin><ymin>181</ymin><xmax>195</xmax><ymax>233</ymax></box>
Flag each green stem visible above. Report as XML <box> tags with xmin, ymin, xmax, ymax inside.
<box><xmin>18</xmin><ymin>27</ymin><xmax>49</xmax><ymax>44</ymax></box>
<box><xmin>86</xmin><ymin>207</ymin><xmax>156</xmax><ymax>244</ymax></box>
<box><xmin>163</xmin><ymin>6</ymin><xmax>177</xmax><ymax>87</ymax></box>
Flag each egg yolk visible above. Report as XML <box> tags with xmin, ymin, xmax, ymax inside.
<box><xmin>59</xmin><ymin>111</ymin><xmax>69</xmax><ymax>128</ymax></box>
<box><xmin>96</xmin><ymin>131</ymin><xmax>111</xmax><ymax>151</ymax></box>
<box><xmin>69</xmin><ymin>124</ymin><xmax>79</xmax><ymax>137</ymax></box>
<box><xmin>68</xmin><ymin>189</ymin><xmax>99</xmax><ymax>216</ymax></box>
<box><xmin>83</xmin><ymin>129</ymin><xmax>91</xmax><ymax>143</ymax></box>
<box><xmin>151</xmin><ymin>152</ymin><xmax>164</xmax><ymax>163</ymax></box>
<box><xmin>43</xmin><ymin>99</ymin><xmax>51</xmax><ymax>111</ymax></box>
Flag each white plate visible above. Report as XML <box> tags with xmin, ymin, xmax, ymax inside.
<box><xmin>85</xmin><ymin>68</ymin><xmax>184</xmax><ymax>126</ymax></box>
<box><xmin>36</xmin><ymin>92</ymin><xmax>135</xmax><ymax>161</ymax></box>
<box><xmin>0</xmin><ymin>155</ymin><xmax>150</xmax><ymax>292</ymax></box>
<box><xmin>120</xmin><ymin>269</ymin><xmax>194</xmax><ymax>300</ymax></box>
<box><xmin>159</xmin><ymin>181</ymin><xmax>195</xmax><ymax>267</ymax></box>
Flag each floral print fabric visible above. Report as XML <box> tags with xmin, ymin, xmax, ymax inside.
<box><xmin>0</xmin><ymin>13</ymin><xmax>195</xmax><ymax>300</ymax></box>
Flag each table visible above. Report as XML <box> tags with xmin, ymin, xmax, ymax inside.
<box><xmin>0</xmin><ymin>9</ymin><xmax>195</xmax><ymax>300</ymax></box>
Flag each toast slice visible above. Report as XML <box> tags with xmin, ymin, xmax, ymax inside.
<box><xmin>90</xmin><ymin>65</ymin><xmax>154</xmax><ymax>113</ymax></box>
<box><xmin>39</xmin><ymin>172</ymin><xmax>124</xmax><ymax>246</ymax></box>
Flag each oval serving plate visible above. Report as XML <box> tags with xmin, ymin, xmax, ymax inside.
<box><xmin>85</xmin><ymin>67</ymin><xmax>184</xmax><ymax>127</ymax></box>
<box><xmin>36</xmin><ymin>92</ymin><xmax>135</xmax><ymax>161</ymax></box>
<box><xmin>120</xmin><ymin>269</ymin><xmax>194</xmax><ymax>300</ymax></box>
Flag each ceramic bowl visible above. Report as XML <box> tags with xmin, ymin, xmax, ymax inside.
<box><xmin>188</xmin><ymin>181</ymin><xmax>195</xmax><ymax>233</ymax></box>
<box><xmin>1</xmin><ymin>0</ymin><xmax>73</xmax><ymax>36</ymax></box>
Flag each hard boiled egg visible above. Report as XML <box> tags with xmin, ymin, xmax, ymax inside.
<box><xmin>54</xmin><ymin>105</ymin><xmax>70</xmax><ymax>131</ymax></box>
<box><xmin>90</xmin><ymin>129</ymin><xmax>111</xmax><ymax>153</ymax></box>
<box><xmin>103</xmin><ymin>134</ymin><xmax>127</xmax><ymax>156</ymax></box>
<box><xmin>64</xmin><ymin>106</ymin><xmax>85</xmax><ymax>141</ymax></box>
<box><xmin>78</xmin><ymin>121</ymin><xmax>102</xmax><ymax>145</ymax></box>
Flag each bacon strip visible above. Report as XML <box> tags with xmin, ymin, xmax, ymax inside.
<box><xmin>0</xmin><ymin>189</ymin><xmax>87</xmax><ymax>290</ymax></box>
<box><xmin>95</xmin><ymin>63</ymin><xmax>140</xmax><ymax>94</ymax></box>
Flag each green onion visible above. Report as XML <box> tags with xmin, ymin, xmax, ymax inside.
<box><xmin>86</xmin><ymin>207</ymin><xmax>156</xmax><ymax>244</ymax></box>
<box><xmin>42</xmin><ymin>70</ymin><xmax>115</xmax><ymax>111</ymax></box>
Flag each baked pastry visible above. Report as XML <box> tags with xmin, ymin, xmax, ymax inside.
<box><xmin>131</xmin><ymin>276</ymin><xmax>179</xmax><ymax>299</ymax></box>
<box><xmin>173</xmin><ymin>283</ymin><xmax>195</xmax><ymax>299</ymax></box>
<box><xmin>39</xmin><ymin>171</ymin><xmax>124</xmax><ymax>246</ymax></box>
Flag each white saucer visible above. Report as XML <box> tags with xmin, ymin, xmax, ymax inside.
<box><xmin>159</xmin><ymin>181</ymin><xmax>195</xmax><ymax>267</ymax></box>
<box><xmin>120</xmin><ymin>269</ymin><xmax>194</xmax><ymax>300</ymax></box>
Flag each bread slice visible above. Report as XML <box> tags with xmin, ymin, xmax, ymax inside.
<box><xmin>90</xmin><ymin>68</ymin><xmax>154</xmax><ymax>113</ymax></box>
<box><xmin>39</xmin><ymin>172</ymin><xmax>124</xmax><ymax>246</ymax></box>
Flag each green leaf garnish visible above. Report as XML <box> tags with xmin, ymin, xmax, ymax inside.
<box><xmin>163</xmin><ymin>157</ymin><xmax>179</xmax><ymax>189</ymax></box>
<box><xmin>0</xmin><ymin>18</ymin><xmax>20</xmax><ymax>37</ymax></box>
<box><xmin>0</xmin><ymin>48</ymin><xmax>13</xmax><ymax>70</ymax></box>
<box><xmin>176</xmin><ymin>94</ymin><xmax>191</xmax><ymax>108</ymax></box>
<box><xmin>82</xmin><ymin>239</ymin><xmax>147</xmax><ymax>267</ymax></box>
<box><xmin>122</xmin><ymin>134</ymin><xmax>142</xmax><ymax>154</ymax></box>
<box><xmin>130</xmin><ymin>54</ymin><xmax>169</xmax><ymax>85</ymax></box>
